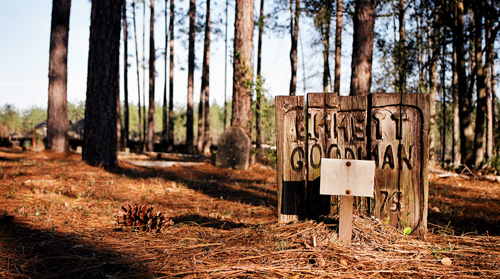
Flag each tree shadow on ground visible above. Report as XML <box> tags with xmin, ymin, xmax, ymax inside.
<box><xmin>171</xmin><ymin>213</ymin><xmax>248</xmax><ymax>230</ymax></box>
<box><xmin>428</xmin><ymin>182</ymin><xmax>500</xmax><ymax>235</ymax></box>
<box><xmin>0</xmin><ymin>215</ymin><xmax>152</xmax><ymax>278</ymax></box>
<box><xmin>106</xmin><ymin>164</ymin><xmax>277</xmax><ymax>210</ymax></box>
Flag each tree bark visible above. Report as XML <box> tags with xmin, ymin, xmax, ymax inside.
<box><xmin>186</xmin><ymin>0</ymin><xmax>196</xmax><ymax>153</ymax></box>
<box><xmin>452</xmin><ymin>44</ymin><xmax>461</xmax><ymax>167</ymax></box>
<box><xmin>333</xmin><ymin>0</ymin><xmax>342</xmax><ymax>93</ymax></box>
<box><xmin>453</xmin><ymin>0</ymin><xmax>474</xmax><ymax>166</ymax></box>
<box><xmin>122</xmin><ymin>1</ymin><xmax>129</xmax><ymax>150</ymax></box>
<box><xmin>321</xmin><ymin>5</ymin><xmax>332</xmax><ymax>92</ymax></box>
<box><xmin>289</xmin><ymin>0</ymin><xmax>299</xmax><ymax>96</ymax></box>
<box><xmin>349</xmin><ymin>0</ymin><xmax>375</xmax><ymax>96</ymax></box>
<box><xmin>147</xmin><ymin>0</ymin><xmax>156</xmax><ymax>151</ymax></box>
<box><xmin>47</xmin><ymin>0</ymin><xmax>71</xmax><ymax>153</ymax></box>
<box><xmin>83</xmin><ymin>0</ymin><xmax>123</xmax><ymax>166</ymax></box>
<box><xmin>162</xmin><ymin>0</ymin><xmax>168</xmax><ymax>149</ymax></box>
<box><xmin>167</xmin><ymin>0</ymin><xmax>175</xmax><ymax>151</ymax></box>
<box><xmin>132</xmin><ymin>1</ymin><xmax>142</xmax><ymax>146</ymax></box>
<box><xmin>202</xmin><ymin>0</ymin><xmax>211</xmax><ymax>155</ymax></box>
<box><xmin>255</xmin><ymin>0</ymin><xmax>264</xmax><ymax>150</ymax></box>
<box><xmin>473</xmin><ymin>8</ymin><xmax>487</xmax><ymax>169</ymax></box>
<box><xmin>428</xmin><ymin>6</ymin><xmax>440</xmax><ymax>164</ymax></box>
<box><xmin>231</xmin><ymin>0</ymin><xmax>254</xmax><ymax>134</ymax></box>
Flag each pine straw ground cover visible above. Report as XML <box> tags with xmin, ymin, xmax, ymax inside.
<box><xmin>0</xmin><ymin>148</ymin><xmax>499</xmax><ymax>278</ymax></box>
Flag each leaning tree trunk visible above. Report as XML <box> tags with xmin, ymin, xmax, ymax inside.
<box><xmin>47</xmin><ymin>0</ymin><xmax>71</xmax><ymax>153</ymax></box>
<box><xmin>255</xmin><ymin>0</ymin><xmax>264</xmax><ymax>150</ymax></box>
<box><xmin>83</xmin><ymin>0</ymin><xmax>123</xmax><ymax>166</ymax></box>
<box><xmin>186</xmin><ymin>0</ymin><xmax>196</xmax><ymax>154</ymax></box>
<box><xmin>202</xmin><ymin>0</ymin><xmax>211</xmax><ymax>155</ymax></box>
<box><xmin>289</xmin><ymin>0</ymin><xmax>299</xmax><ymax>96</ymax></box>
<box><xmin>333</xmin><ymin>0</ymin><xmax>342</xmax><ymax>93</ymax></box>
<box><xmin>454</xmin><ymin>0</ymin><xmax>474</xmax><ymax>166</ymax></box>
<box><xmin>167</xmin><ymin>0</ymin><xmax>175</xmax><ymax>151</ymax></box>
<box><xmin>147</xmin><ymin>0</ymin><xmax>156</xmax><ymax>152</ymax></box>
<box><xmin>132</xmin><ymin>1</ymin><xmax>142</xmax><ymax>146</ymax></box>
<box><xmin>231</xmin><ymin>0</ymin><xmax>254</xmax><ymax>135</ymax></box>
<box><xmin>349</xmin><ymin>0</ymin><xmax>375</xmax><ymax>96</ymax></box>
<box><xmin>473</xmin><ymin>9</ymin><xmax>487</xmax><ymax>169</ymax></box>
<box><xmin>122</xmin><ymin>1</ymin><xmax>129</xmax><ymax>150</ymax></box>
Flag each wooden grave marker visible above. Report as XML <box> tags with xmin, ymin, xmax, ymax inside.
<box><xmin>275</xmin><ymin>93</ymin><xmax>429</xmax><ymax>235</ymax></box>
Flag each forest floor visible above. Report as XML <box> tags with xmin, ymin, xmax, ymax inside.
<box><xmin>0</xmin><ymin>147</ymin><xmax>499</xmax><ymax>278</ymax></box>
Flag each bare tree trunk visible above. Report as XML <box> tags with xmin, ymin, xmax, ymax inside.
<box><xmin>333</xmin><ymin>0</ymin><xmax>342</xmax><ymax>93</ymax></box>
<box><xmin>116</xmin><ymin>74</ymin><xmax>122</xmax><ymax>151</ymax></box>
<box><xmin>122</xmin><ymin>1</ymin><xmax>129</xmax><ymax>150</ymax></box>
<box><xmin>428</xmin><ymin>7</ymin><xmax>440</xmax><ymax>164</ymax></box>
<box><xmin>202</xmin><ymin>0</ymin><xmax>211</xmax><ymax>155</ymax></box>
<box><xmin>186</xmin><ymin>0</ymin><xmax>196</xmax><ymax>153</ymax></box>
<box><xmin>452</xmin><ymin>45</ymin><xmax>461</xmax><ymax>167</ymax></box>
<box><xmin>147</xmin><ymin>0</ymin><xmax>156</xmax><ymax>152</ymax></box>
<box><xmin>142</xmin><ymin>0</ymin><xmax>146</xmax><ymax>151</ymax></box>
<box><xmin>167</xmin><ymin>0</ymin><xmax>175</xmax><ymax>151</ymax></box>
<box><xmin>255</xmin><ymin>0</ymin><xmax>264</xmax><ymax>150</ymax></box>
<box><xmin>321</xmin><ymin>10</ymin><xmax>332</xmax><ymax>93</ymax></box>
<box><xmin>473</xmin><ymin>8</ymin><xmax>487</xmax><ymax>169</ymax></box>
<box><xmin>441</xmin><ymin>45</ymin><xmax>446</xmax><ymax>167</ymax></box>
<box><xmin>223</xmin><ymin>0</ymin><xmax>229</xmax><ymax>129</ymax></box>
<box><xmin>132</xmin><ymin>1</ymin><xmax>142</xmax><ymax>146</ymax></box>
<box><xmin>47</xmin><ymin>0</ymin><xmax>71</xmax><ymax>153</ymax></box>
<box><xmin>454</xmin><ymin>0</ymin><xmax>474</xmax><ymax>166</ymax></box>
<box><xmin>162</xmin><ymin>0</ymin><xmax>168</xmax><ymax>149</ymax></box>
<box><xmin>231</xmin><ymin>0</ymin><xmax>254</xmax><ymax>134</ymax></box>
<box><xmin>83</xmin><ymin>0</ymin><xmax>123</xmax><ymax>166</ymax></box>
<box><xmin>397</xmin><ymin>0</ymin><xmax>406</xmax><ymax>94</ymax></box>
<box><xmin>289</xmin><ymin>0</ymin><xmax>299</xmax><ymax>96</ymax></box>
<box><xmin>349</xmin><ymin>0</ymin><xmax>375</xmax><ymax>96</ymax></box>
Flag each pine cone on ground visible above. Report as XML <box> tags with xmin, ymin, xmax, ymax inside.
<box><xmin>117</xmin><ymin>203</ymin><xmax>173</xmax><ymax>233</ymax></box>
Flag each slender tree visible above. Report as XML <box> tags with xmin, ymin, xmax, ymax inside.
<box><xmin>122</xmin><ymin>1</ymin><xmax>129</xmax><ymax>150</ymax></box>
<box><xmin>167</xmin><ymin>0</ymin><xmax>175</xmax><ymax>151</ymax></box>
<box><xmin>255</xmin><ymin>0</ymin><xmax>265</xmax><ymax>150</ymax></box>
<box><xmin>333</xmin><ymin>0</ymin><xmax>342</xmax><ymax>93</ymax></box>
<box><xmin>223</xmin><ymin>0</ymin><xmax>229</xmax><ymax>128</ymax></box>
<box><xmin>452</xmin><ymin>44</ymin><xmax>461</xmax><ymax>167</ymax></box>
<box><xmin>162</xmin><ymin>0</ymin><xmax>168</xmax><ymax>148</ymax></box>
<box><xmin>289</xmin><ymin>0</ymin><xmax>300</xmax><ymax>96</ymax></box>
<box><xmin>349</xmin><ymin>0</ymin><xmax>375</xmax><ymax>96</ymax></box>
<box><xmin>231</xmin><ymin>0</ymin><xmax>254</xmax><ymax>134</ymax></box>
<box><xmin>428</xmin><ymin>4</ymin><xmax>441</xmax><ymax>163</ymax></box>
<box><xmin>83</xmin><ymin>0</ymin><xmax>123</xmax><ymax>166</ymax></box>
<box><xmin>473</xmin><ymin>4</ymin><xmax>487</xmax><ymax>169</ymax></box>
<box><xmin>147</xmin><ymin>0</ymin><xmax>156</xmax><ymax>151</ymax></box>
<box><xmin>47</xmin><ymin>0</ymin><xmax>71</xmax><ymax>153</ymax></box>
<box><xmin>186</xmin><ymin>0</ymin><xmax>196</xmax><ymax>153</ymax></box>
<box><xmin>202</xmin><ymin>0</ymin><xmax>212</xmax><ymax>155</ymax></box>
<box><xmin>142</xmin><ymin>0</ymin><xmax>147</xmax><ymax>151</ymax></box>
<box><xmin>132</xmin><ymin>1</ymin><xmax>142</xmax><ymax>146</ymax></box>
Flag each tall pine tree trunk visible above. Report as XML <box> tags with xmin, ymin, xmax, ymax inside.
<box><xmin>349</xmin><ymin>0</ymin><xmax>375</xmax><ymax>96</ymax></box>
<box><xmin>202</xmin><ymin>0</ymin><xmax>211</xmax><ymax>155</ymax></box>
<box><xmin>167</xmin><ymin>0</ymin><xmax>175</xmax><ymax>151</ymax></box>
<box><xmin>47</xmin><ymin>0</ymin><xmax>71</xmax><ymax>153</ymax></box>
<box><xmin>186</xmin><ymin>0</ymin><xmax>196</xmax><ymax>153</ymax></box>
<box><xmin>162</xmin><ymin>0</ymin><xmax>168</xmax><ymax>149</ymax></box>
<box><xmin>454</xmin><ymin>0</ymin><xmax>474</xmax><ymax>166</ymax></box>
<box><xmin>289</xmin><ymin>0</ymin><xmax>299</xmax><ymax>96</ymax></box>
<box><xmin>428</xmin><ymin>7</ymin><xmax>440</xmax><ymax>164</ymax></box>
<box><xmin>122</xmin><ymin>1</ymin><xmax>129</xmax><ymax>150</ymax></box>
<box><xmin>223</xmin><ymin>0</ymin><xmax>229</xmax><ymax>129</ymax></box>
<box><xmin>473</xmin><ymin>8</ymin><xmax>487</xmax><ymax>169</ymax></box>
<box><xmin>142</xmin><ymin>0</ymin><xmax>146</xmax><ymax>151</ymax></box>
<box><xmin>147</xmin><ymin>0</ymin><xmax>156</xmax><ymax>151</ymax></box>
<box><xmin>452</xmin><ymin>45</ymin><xmax>461</xmax><ymax>167</ymax></box>
<box><xmin>333</xmin><ymin>0</ymin><xmax>342</xmax><ymax>93</ymax></box>
<box><xmin>83</xmin><ymin>0</ymin><xmax>123</xmax><ymax>166</ymax></box>
<box><xmin>321</xmin><ymin>9</ymin><xmax>332</xmax><ymax>92</ymax></box>
<box><xmin>255</xmin><ymin>0</ymin><xmax>264</xmax><ymax>150</ymax></box>
<box><xmin>132</xmin><ymin>1</ymin><xmax>142</xmax><ymax>146</ymax></box>
<box><xmin>231</xmin><ymin>0</ymin><xmax>254</xmax><ymax>134</ymax></box>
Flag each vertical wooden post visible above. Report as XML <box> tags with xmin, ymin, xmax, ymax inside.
<box><xmin>339</xmin><ymin>195</ymin><xmax>354</xmax><ymax>241</ymax></box>
<box><xmin>276</xmin><ymin>96</ymin><xmax>306</xmax><ymax>222</ymax></box>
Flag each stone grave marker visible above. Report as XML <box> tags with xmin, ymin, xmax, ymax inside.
<box><xmin>215</xmin><ymin>126</ymin><xmax>251</xmax><ymax>170</ymax></box>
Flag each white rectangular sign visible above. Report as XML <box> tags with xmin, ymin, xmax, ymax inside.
<box><xmin>320</xmin><ymin>158</ymin><xmax>375</xmax><ymax>197</ymax></box>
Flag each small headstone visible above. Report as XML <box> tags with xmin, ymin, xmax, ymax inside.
<box><xmin>215</xmin><ymin>126</ymin><xmax>251</xmax><ymax>170</ymax></box>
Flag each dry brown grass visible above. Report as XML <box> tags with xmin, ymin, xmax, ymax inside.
<box><xmin>0</xmin><ymin>147</ymin><xmax>499</xmax><ymax>278</ymax></box>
